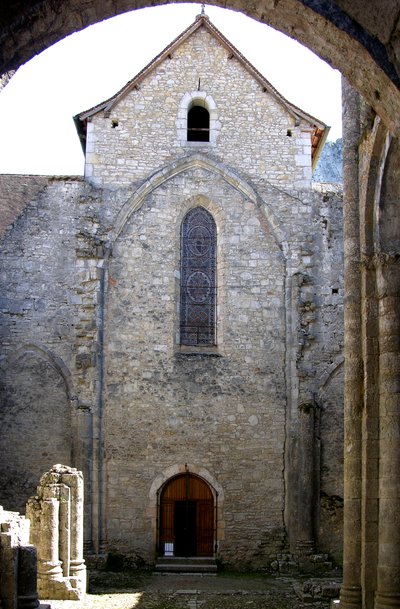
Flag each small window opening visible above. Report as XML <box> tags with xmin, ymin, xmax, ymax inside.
<box><xmin>332</xmin><ymin>288</ymin><xmax>339</xmax><ymax>294</ymax></box>
<box><xmin>286</xmin><ymin>129</ymin><xmax>292</xmax><ymax>137</ymax></box>
<box><xmin>187</xmin><ymin>106</ymin><xmax>210</xmax><ymax>142</ymax></box>
<box><xmin>111</xmin><ymin>119</ymin><xmax>119</xmax><ymax>128</ymax></box>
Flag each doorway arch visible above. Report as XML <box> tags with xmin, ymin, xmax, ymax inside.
<box><xmin>158</xmin><ymin>473</ymin><xmax>215</xmax><ymax>557</ymax></box>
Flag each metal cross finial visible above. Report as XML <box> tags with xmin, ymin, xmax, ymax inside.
<box><xmin>201</xmin><ymin>3</ymin><xmax>206</xmax><ymax>15</ymax></box>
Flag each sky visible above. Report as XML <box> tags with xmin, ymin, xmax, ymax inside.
<box><xmin>0</xmin><ymin>3</ymin><xmax>342</xmax><ymax>176</ymax></box>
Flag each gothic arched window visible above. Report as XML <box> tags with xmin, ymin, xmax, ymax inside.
<box><xmin>180</xmin><ymin>207</ymin><xmax>216</xmax><ymax>346</ymax></box>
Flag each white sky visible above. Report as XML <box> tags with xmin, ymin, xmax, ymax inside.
<box><xmin>0</xmin><ymin>3</ymin><xmax>342</xmax><ymax>176</ymax></box>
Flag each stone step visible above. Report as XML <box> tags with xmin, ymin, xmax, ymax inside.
<box><xmin>155</xmin><ymin>557</ymin><xmax>218</xmax><ymax>573</ymax></box>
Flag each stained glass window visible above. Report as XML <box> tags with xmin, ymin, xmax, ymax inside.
<box><xmin>180</xmin><ymin>207</ymin><xmax>216</xmax><ymax>346</ymax></box>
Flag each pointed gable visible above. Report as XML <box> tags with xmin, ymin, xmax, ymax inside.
<box><xmin>74</xmin><ymin>14</ymin><xmax>328</xmax><ymax>166</ymax></box>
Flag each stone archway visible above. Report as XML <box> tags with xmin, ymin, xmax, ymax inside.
<box><xmin>148</xmin><ymin>463</ymin><xmax>224</xmax><ymax>557</ymax></box>
<box><xmin>0</xmin><ymin>1</ymin><xmax>399</xmax><ymax>134</ymax></box>
<box><xmin>159</xmin><ymin>473</ymin><xmax>215</xmax><ymax>557</ymax></box>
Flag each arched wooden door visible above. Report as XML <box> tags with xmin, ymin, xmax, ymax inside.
<box><xmin>159</xmin><ymin>473</ymin><xmax>214</xmax><ymax>557</ymax></box>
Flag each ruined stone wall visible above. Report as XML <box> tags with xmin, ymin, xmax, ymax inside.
<box><xmin>0</xmin><ymin>177</ymin><xmax>88</xmax><ymax>512</ymax></box>
<box><xmin>0</xmin><ymin>168</ymin><xmax>344</xmax><ymax>568</ymax></box>
<box><xmin>100</xmin><ymin>162</ymin><xmax>344</xmax><ymax>566</ymax></box>
<box><xmin>313</xmin><ymin>184</ymin><xmax>344</xmax><ymax>563</ymax></box>
<box><xmin>0</xmin><ymin>505</ymin><xmax>39</xmax><ymax>609</ymax></box>
<box><xmin>85</xmin><ymin>27</ymin><xmax>312</xmax><ymax>191</ymax></box>
<box><xmin>0</xmin><ymin>25</ymin><xmax>344</xmax><ymax>567</ymax></box>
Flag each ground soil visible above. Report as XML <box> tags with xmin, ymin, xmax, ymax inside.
<box><xmin>43</xmin><ymin>571</ymin><xmax>341</xmax><ymax>609</ymax></box>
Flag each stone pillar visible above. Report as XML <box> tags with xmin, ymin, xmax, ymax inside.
<box><xmin>35</xmin><ymin>492</ymin><xmax>63</xmax><ymax>592</ymax></box>
<box><xmin>17</xmin><ymin>546</ymin><xmax>39</xmax><ymax>609</ymax></box>
<box><xmin>58</xmin><ymin>484</ymin><xmax>70</xmax><ymax>578</ymax></box>
<box><xmin>63</xmin><ymin>472</ymin><xmax>86</xmax><ymax>595</ymax></box>
<box><xmin>26</xmin><ymin>465</ymin><xmax>86</xmax><ymax>600</ymax></box>
<box><xmin>374</xmin><ymin>261</ymin><xmax>400</xmax><ymax>603</ymax></box>
<box><xmin>339</xmin><ymin>78</ymin><xmax>363</xmax><ymax>609</ymax></box>
<box><xmin>0</xmin><ymin>538</ymin><xmax>19</xmax><ymax>609</ymax></box>
<box><xmin>296</xmin><ymin>402</ymin><xmax>316</xmax><ymax>555</ymax></box>
<box><xmin>0</xmin><ymin>507</ymin><xmax>39</xmax><ymax>609</ymax></box>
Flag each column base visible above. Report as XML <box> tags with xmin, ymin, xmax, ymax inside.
<box><xmin>69</xmin><ymin>559</ymin><xmax>87</xmax><ymax>597</ymax></box>
<box><xmin>17</xmin><ymin>594</ymin><xmax>40</xmax><ymax>609</ymax></box>
<box><xmin>69</xmin><ymin>559</ymin><xmax>86</xmax><ymax>575</ymax></box>
<box><xmin>339</xmin><ymin>585</ymin><xmax>362</xmax><ymax>609</ymax></box>
<box><xmin>375</xmin><ymin>592</ymin><xmax>400</xmax><ymax>609</ymax></box>
<box><xmin>37</xmin><ymin>560</ymin><xmax>63</xmax><ymax>581</ymax></box>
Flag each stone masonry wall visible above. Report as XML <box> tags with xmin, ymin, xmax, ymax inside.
<box><xmin>0</xmin><ymin>172</ymin><xmax>344</xmax><ymax>567</ymax></box>
<box><xmin>0</xmin><ymin>22</ymin><xmax>344</xmax><ymax>569</ymax></box>
<box><xmin>85</xmin><ymin>26</ymin><xmax>312</xmax><ymax>190</ymax></box>
<box><xmin>0</xmin><ymin>177</ymin><xmax>88</xmax><ymax>512</ymax></box>
<box><xmin>104</xmin><ymin>168</ymin><xmax>287</xmax><ymax>566</ymax></box>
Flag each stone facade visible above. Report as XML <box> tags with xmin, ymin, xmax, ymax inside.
<box><xmin>0</xmin><ymin>15</ymin><xmax>344</xmax><ymax>569</ymax></box>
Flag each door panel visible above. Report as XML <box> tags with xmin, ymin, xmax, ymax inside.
<box><xmin>159</xmin><ymin>474</ymin><xmax>214</xmax><ymax>557</ymax></box>
<box><xmin>197</xmin><ymin>500</ymin><xmax>214</xmax><ymax>556</ymax></box>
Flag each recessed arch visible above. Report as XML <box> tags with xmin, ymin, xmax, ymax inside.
<box><xmin>0</xmin><ymin>342</ymin><xmax>76</xmax><ymax>402</ymax></box>
<box><xmin>111</xmin><ymin>153</ymin><xmax>289</xmax><ymax>254</ymax></box>
<box><xmin>318</xmin><ymin>355</ymin><xmax>345</xmax><ymax>395</ymax></box>
<box><xmin>0</xmin><ymin>343</ymin><xmax>75</xmax><ymax>511</ymax></box>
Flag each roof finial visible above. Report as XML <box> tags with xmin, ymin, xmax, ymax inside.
<box><xmin>201</xmin><ymin>3</ymin><xmax>206</xmax><ymax>16</ymax></box>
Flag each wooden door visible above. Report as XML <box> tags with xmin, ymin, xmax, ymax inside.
<box><xmin>159</xmin><ymin>474</ymin><xmax>214</xmax><ymax>556</ymax></box>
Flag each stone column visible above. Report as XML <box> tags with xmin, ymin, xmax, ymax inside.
<box><xmin>36</xmin><ymin>493</ymin><xmax>63</xmax><ymax>593</ymax></box>
<box><xmin>17</xmin><ymin>545</ymin><xmax>39</xmax><ymax>609</ymax></box>
<box><xmin>339</xmin><ymin>78</ymin><xmax>363</xmax><ymax>609</ymax></box>
<box><xmin>74</xmin><ymin>406</ymin><xmax>93</xmax><ymax>553</ymax></box>
<box><xmin>375</xmin><ymin>259</ymin><xmax>400</xmax><ymax>608</ymax></box>
<box><xmin>0</xmin><ymin>536</ymin><xmax>19</xmax><ymax>609</ymax></box>
<box><xmin>62</xmin><ymin>471</ymin><xmax>86</xmax><ymax>594</ymax></box>
<box><xmin>296</xmin><ymin>402</ymin><xmax>316</xmax><ymax>555</ymax></box>
<box><xmin>58</xmin><ymin>485</ymin><xmax>70</xmax><ymax>578</ymax></box>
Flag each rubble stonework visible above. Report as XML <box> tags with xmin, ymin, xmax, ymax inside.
<box><xmin>0</xmin><ymin>16</ymin><xmax>344</xmax><ymax>569</ymax></box>
<box><xmin>0</xmin><ymin>506</ymin><xmax>39</xmax><ymax>609</ymax></box>
<box><xmin>26</xmin><ymin>466</ymin><xmax>86</xmax><ymax>600</ymax></box>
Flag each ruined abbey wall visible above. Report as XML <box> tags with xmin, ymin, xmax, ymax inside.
<box><xmin>0</xmin><ymin>21</ymin><xmax>344</xmax><ymax>568</ymax></box>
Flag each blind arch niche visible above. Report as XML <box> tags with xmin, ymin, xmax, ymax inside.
<box><xmin>180</xmin><ymin>207</ymin><xmax>217</xmax><ymax>346</ymax></box>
